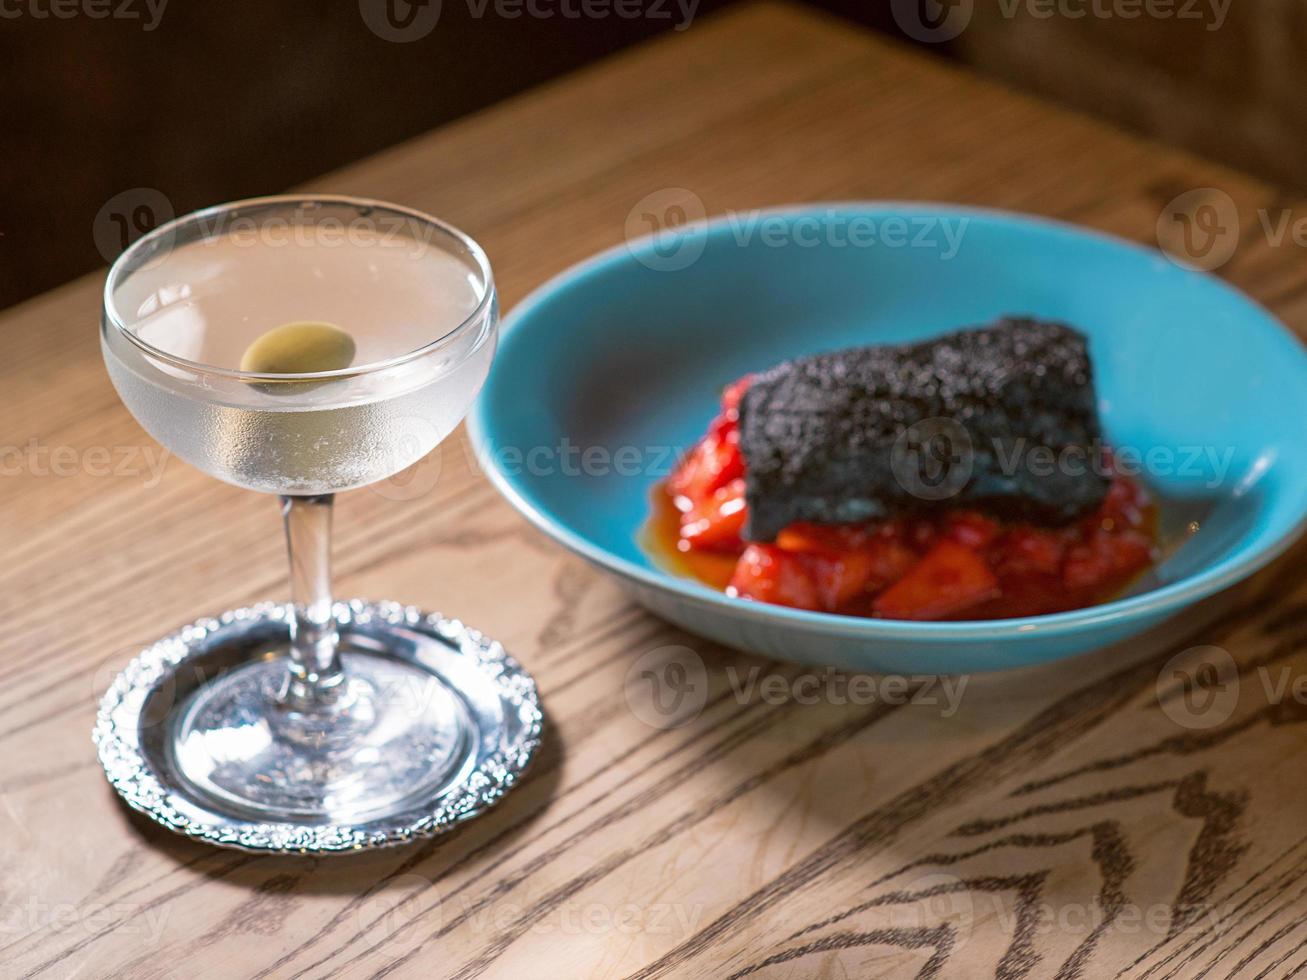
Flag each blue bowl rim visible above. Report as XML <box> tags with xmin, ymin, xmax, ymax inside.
<box><xmin>469</xmin><ymin>201</ymin><xmax>1307</xmax><ymax>641</ymax></box>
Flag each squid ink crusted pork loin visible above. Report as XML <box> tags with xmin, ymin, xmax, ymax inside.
<box><xmin>737</xmin><ymin>318</ymin><xmax>1110</xmax><ymax>542</ymax></box>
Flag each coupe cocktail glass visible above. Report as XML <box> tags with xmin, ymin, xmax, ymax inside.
<box><xmin>98</xmin><ymin>196</ymin><xmax>535</xmax><ymax>841</ymax></box>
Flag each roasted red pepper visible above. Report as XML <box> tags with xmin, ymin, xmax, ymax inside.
<box><xmin>872</xmin><ymin>541</ymin><xmax>1001</xmax><ymax>620</ymax></box>
<box><xmin>679</xmin><ymin>479</ymin><xmax>747</xmax><ymax>551</ymax></box>
<box><xmin>728</xmin><ymin>544</ymin><xmax>820</xmax><ymax>610</ymax></box>
<box><xmin>656</xmin><ymin>375</ymin><xmax>1157</xmax><ymax>621</ymax></box>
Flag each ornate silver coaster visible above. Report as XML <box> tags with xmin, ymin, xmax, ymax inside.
<box><xmin>93</xmin><ymin>600</ymin><xmax>543</xmax><ymax>854</ymax></box>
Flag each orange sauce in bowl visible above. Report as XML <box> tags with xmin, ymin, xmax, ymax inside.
<box><xmin>640</xmin><ymin>484</ymin><xmax>738</xmax><ymax>591</ymax></box>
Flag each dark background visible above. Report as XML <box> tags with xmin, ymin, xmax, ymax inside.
<box><xmin>0</xmin><ymin>0</ymin><xmax>1286</xmax><ymax>312</ymax></box>
<box><xmin>1</xmin><ymin>0</ymin><xmax>907</xmax><ymax>310</ymax></box>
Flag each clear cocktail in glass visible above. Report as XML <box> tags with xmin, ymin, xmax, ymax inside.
<box><xmin>96</xmin><ymin>196</ymin><xmax>538</xmax><ymax>846</ymax></box>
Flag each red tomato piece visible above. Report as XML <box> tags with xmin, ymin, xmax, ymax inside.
<box><xmin>1100</xmin><ymin>474</ymin><xmax>1151</xmax><ymax>530</ymax></box>
<box><xmin>769</xmin><ymin>522</ymin><xmax>918</xmax><ymax>610</ymax></box>
<box><xmin>944</xmin><ymin>510</ymin><xmax>1001</xmax><ymax>549</ymax></box>
<box><xmin>680</xmin><ymin>479</ymin><xmax>747</xmax><ymax>551</ymax></box>
<box><xmin>872</xmin><ymin>541</ymin><xmax>1001</xmax><ymax>621</ymax></box>
<box><xmin>706</xmin><ymin>411</ymin><xmax>737</xmax><ymax>440</ymax></box>
<box><xmin>866</xmin><ymin>537</ymin><xmax>920</xmax><ymax>586</ymax></box>
<box><xmin>803</xmin><ymin>551</ymin><xmax>877</xmax><ymax>610</ymax></box>
<box><xmin>775</xmin><ymin>522</ymin><xmax>871</xmax><ymax>554</ymax></box>
<box><xmin>1063</xmin><ymin>529</ymin><xmax>1154</xmax><ymax>592</ymax></box>
<box><xmin>721</xmin><ymin>376</ymin><xmax>752</xmax><ymax>417</ymax></box>
<box><xmin>665</xmin><ymin>427</ymin><xmax>1156</xmax><ymax>620</ymax></box>
<box><xmin>997</xmin><ymin>527</ymin><xmax>1067</xmax><ymax>576</ymax></box>
<box><xmin>910</xmin><ymin>519</ymin><xmax>939</xmax><ymax>552</ymax></box>
<box><xmin>668</xmin><ymin>428</ymin><xmax>744</xmax><ymax>506</ymax></box>
<box><xmin>728</xmin><ymin>544</ymin><xmax>820</xmax><ymax>610</ymax></box>
<box><xmin>1111</xmin><ymin>530</ymin><xmax>1156</xmax><ymax>574</ymax></box>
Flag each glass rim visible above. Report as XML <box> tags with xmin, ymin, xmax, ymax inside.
<box><xmin>101</xmin><ymin>193</ymin><xmax>497</xmax><ymax>382</ymax></box>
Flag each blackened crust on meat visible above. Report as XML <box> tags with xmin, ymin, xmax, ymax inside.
<box><xmin>737</xmin><ymin>318</ymin><xmax>1111</xmax><ymax>542</ymax></box>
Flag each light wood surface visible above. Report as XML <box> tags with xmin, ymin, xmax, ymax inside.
<box><xmin>4</xmin><ymin>4</ymin><xmax>1307</xmax><ymax>977</ymax></box>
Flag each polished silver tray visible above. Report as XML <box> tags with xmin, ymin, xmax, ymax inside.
<box><xmin>93</xmin><ymin>600</ymin><xmax>543</xmax><ymax>854</ymax></box>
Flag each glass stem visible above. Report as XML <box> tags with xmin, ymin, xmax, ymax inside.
<box><xmin>280</xmin><ymin>493</ymin><xmax>344</xmax><ymax>705</ymax></box>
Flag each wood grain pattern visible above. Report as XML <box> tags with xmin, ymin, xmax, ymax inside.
<box><xmin>3</xmin><ymin>4</ymin><xmax>1307</xmax><ymax>977</ymax></box>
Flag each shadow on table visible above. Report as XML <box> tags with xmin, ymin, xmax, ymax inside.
<box><xmin>110</xmin><ymin>702</ymin><xmax>564</xmax><ymax>894</ymax></box>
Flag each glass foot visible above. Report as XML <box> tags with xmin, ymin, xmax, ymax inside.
<box><xmin>170</xmin><ymin>652</ymin><xmax>472</xmax><ymax>823</ymax></box>
<box><xmin>94</xmin><ymin>601</ymin><xmax>542</xmax><ymax>854</ymax></box>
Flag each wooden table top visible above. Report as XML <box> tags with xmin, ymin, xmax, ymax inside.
<box><xmin>4</xmin><ymin>4</ymin><xmax>1307</xmax><ymax>977</ymax></box>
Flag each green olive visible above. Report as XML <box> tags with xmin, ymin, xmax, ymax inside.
<box><xmin>240</xmin><ymin>321</ymin><xmax>357</xmax><ymax>375</ymax></box>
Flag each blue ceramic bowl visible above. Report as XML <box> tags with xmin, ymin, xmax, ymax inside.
<box><xmin>469</xmin><ymin>204</ymin><xmax>1307</xmax><ymax>672</ymax></box>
